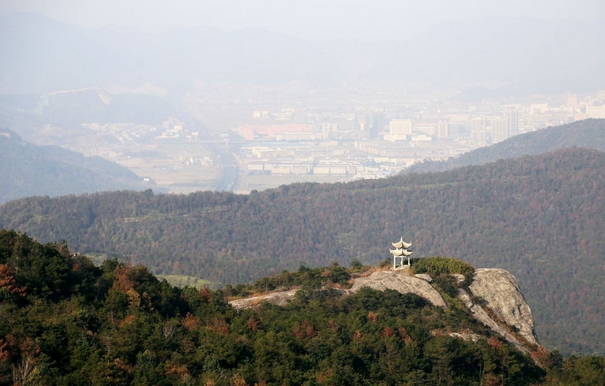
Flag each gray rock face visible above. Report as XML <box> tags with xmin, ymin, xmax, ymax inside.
<box><xmin>451</xmin><ymin>273</ymin><xmax>465</xmax><ymax>284</ymax></box>
<box><xmin>229</xmin><ymin>289</ymin><xmax>298</xmax><ymax>310</ymax></box>
<box><xmin>458</xmin><ymin>288</ymin><xmax>529</xmax><ymax>353</ymax></box>
<box><xmin>469</xmin><ymin>268</ymin><xmax>538</xmax><ymax>346</ymax></box>
<box><xmin>350</xmin><ymin>271</ymin><xmax>448</xmax><ymax>308</ymax></box>
<box><xmin>414</xmin><ymin>273</ymin><xmax>433</xmax><ymax>282</ymax></box>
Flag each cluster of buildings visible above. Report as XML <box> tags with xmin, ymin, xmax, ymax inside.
<box><xmin>236</xmin><ymin>91</ymin><xmax>605</xmax><ymax>181</ymax></box>
<box><xmin>73</xmin><ymin>83</ymin><xmax>605</xmax><ymax>192</ymax></box>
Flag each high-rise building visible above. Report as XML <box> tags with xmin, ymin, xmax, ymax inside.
<box><xmin>567</xmin><ymin>95</ymin><xmax>578</xmax><ymax>108</ymax></box>
<box><xmin>321</xmin><ymin>123</ymin><xmax>338</xmax><ymax>139</ymax></box>
<box><xmin>357</xmin><ymin>114</ymin><xmax>368</xmax><ymax>134</ymax></box>
<box><xmin>370</xmin><ymin>114</ymin><xmax>384</xmax><ymax>139</ymax></box>
<box><xmin>389</xmin><ymin>119</ymin><xmax>412</xmax><ymax>135</ymax></box>
<box><xmin>469</xmin><ymin>117</ymin><xmax>487</xmax><ymax>146</ymax></box>
<box><xmin>490</xmin><ymin>117</ymin><xmax>509</xmax><ymax>144</ymax></box>
<box><xmin>437</xmin><ymin>119</ymin><xmax>449</xmax><ymax>139</ymax></box>
<box><xmin>505</xmin><ymin>110</ymin><xmax>519</xmax><ymax>137</ymax></box>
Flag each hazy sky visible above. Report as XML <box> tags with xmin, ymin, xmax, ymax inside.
<box><xmin>1</xmin><ymin>0</ymin><xmax>604</xmax><ymax>41</ymax></box>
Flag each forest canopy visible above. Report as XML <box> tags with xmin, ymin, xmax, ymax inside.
<box><xmin>2</xmin><ymin>147</ymin><xmax>605</xmax><ymax>354</ymax></box>
<box><xmin>2</xmin><ymin>230</ymin><xmax>604</xmax><ymax>385</ymax></box>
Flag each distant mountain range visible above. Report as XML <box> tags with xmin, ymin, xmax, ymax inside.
<box><xmin>403</xmin><ymin>119</ymin><xmax>605</xmax><ymax>174</ymax></box>
<box><xmin>1</xmin><ymin>13</ymin><xmax>604</xmax><ymax>94</ymax></box>
<box><xmin>0</xmin><ymin>129</ymin><xmax>160</xmax><ymax>203</ymax></box>
<box><xmin>38</xmin><ymin>87</ymin><xmax>177</xmax><ymax>127</ymax></box>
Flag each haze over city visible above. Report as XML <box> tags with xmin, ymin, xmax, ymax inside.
<box><xmin>1</xmin><ymin>0</ymin><xmax>604</xmax><ymax>196</ymax></box>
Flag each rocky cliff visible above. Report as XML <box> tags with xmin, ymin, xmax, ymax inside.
<box><xmin>229</xmin><ymin>267</ymin><xmax>539</xmax><ymax>353</ymax></box>
<box><xmin>469</xmin><ymin>268</ymin><xmax>538</xmax><ymax>346</ymax></box>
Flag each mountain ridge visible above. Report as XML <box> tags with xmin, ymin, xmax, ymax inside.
<box><xmin>2</xmin><ymin>146</ymin><xmax>605</xmax><ymax>354</ymax></box>
<box><xmin>402</xmin><ymin>119</ymin><xmax>605</xmax><ymax>175</ymax></box>
<box><xmin>0</xmin><ymin>129</ymin><xmax>160</xmax><ymax>204</ymax></box>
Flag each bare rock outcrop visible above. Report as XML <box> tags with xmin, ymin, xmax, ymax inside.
<box><xmin>229</xmin><ymin>270</ymin><xmax>448</xmax><ymax>310</ymax></box>
<box><xmin>451</xmin><ymin>273</ymin><xmax>465</xmax><ymax>284</ymax></box>
<box><xmin>458</xmin><ymin>288</ymin><xmax>529</xmax><ymax>353</ymax></box>
<box><xmin>414</xmin><ymin>273</ymin><xmax>433</xmax><ymax>282</ymax></box>
<box><xmin>469</xmin><ymin>268</ymin><xmax>538</xmax><ymax>346</ymax></box>
<box><xmin>350</xmin><ymin>270</ymin><xmax>448</xmax><ymax>308</ymax></box>
<box><xmin>229</xmin><ymin>289</ymin><xmax>298</xmax><ymax>310</ymax></box>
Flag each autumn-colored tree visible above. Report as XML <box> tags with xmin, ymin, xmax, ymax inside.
<box><xmin>182</xmin><ymin>312</ymin><xmax>202</xmax><ymax>331</ymax></box>
<box><xmin>398</xmin><ymin>327</ymin><xmax>413</xmax><ymax>345</ymax></box>
<box><xmin>0</xmin><ymin>264</ymin><xmax>26</xmax><ymax>296</ymax></box>
<box><xmin>247</xmin><ymin>315</ymin><xmax>259</xmax><ymax>332</ymax></box>
<box><xmin>292</xmin><ymin>320</ymin><xmax>316</xmax><ymax>340</ymax></box>
<box><xmin>367</xmin><ymin>311</ymin><xmax>377</xmax><ymax>323</ymax></box>
<box><xmin>380</xmin><ymin>327</ymin><xmax>395</xmax><ymax>338</ymax></box>
<box><xmin>111</xmin><ymin>264</ymin><xmax>136</xmax><ymax>293</ymax></box>
<box><xmin>488</xmin><ymin>337</ymin><xmax>503</xmax><ymax>351</ymax></box>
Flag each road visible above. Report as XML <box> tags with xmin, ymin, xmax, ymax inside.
<box><xmin>214</xmin><ymin>156</ymin><xmax>239</xmax><ymax>192</ymax></box>
<box><xmin>192</xmin><ymin>125</ymin><xmax>239</xmax><ymax>192</ymax></box>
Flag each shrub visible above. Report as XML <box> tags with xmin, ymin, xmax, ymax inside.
<box><xmin>411</xmin><ymin>256</ymin><xmax>474</xmax><ymax>287</ymax></box>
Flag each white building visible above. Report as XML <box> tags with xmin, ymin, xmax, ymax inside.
<box><xmin>389</xmin><ymin>119</ymin><xmax>412</xmax><ymax>135</ymax></box>
<box><xmin>490</xmin><ymin>117</ymin><xmax>509</xmax><ymax>144</ymax></box>
<box><xmin>586</xmin><ymin>105</ymin><xmax>605</xmax><ymax>119</ymax></box>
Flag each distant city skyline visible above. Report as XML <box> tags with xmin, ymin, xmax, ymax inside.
<box><xmin>1</xmin><ymin>0</ymin><xmax>604</xmax><ymax>42</ymax></box>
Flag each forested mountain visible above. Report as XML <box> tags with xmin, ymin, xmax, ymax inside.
<box><xmin>403</xmin><ymin>119</ymin><xmax>605</xmax><ymax>174</ymax></box>
<box><xmin>3</xmin><ymin>230</ymin><xmax>604</xmax><ymax>385</ymax></box>
<box><xmin>2</xmin><ymin>147</ymin><xmax>605</xmax><ymax>355</ymax></box>
<box><xmin>0</xmin><ymin>129</ymin><xmax>159</xmax><ymax>204</ymax></box>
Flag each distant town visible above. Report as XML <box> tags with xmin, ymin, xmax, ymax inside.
<box><xmin>65</xmin><ymin>83</ymin><xmax>605</xmax><ymax>194</ymax></box>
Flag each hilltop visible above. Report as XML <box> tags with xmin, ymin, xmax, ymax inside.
<box><xmin>403</xmin><ymin>118</ymin><xmax>605</xmax><ymax>174</ymax></box>
<box><xmin>0</xmin><ymin>129</ymin><xmax>160</xmax><ymax>204</ymax></box>
<box><xmin>230</xmin><ymin>259</ymin><xmax>539</xmax><ymax>355</ymax></box>
<box><xmin>3</xmin><ymin>230</ymin><xmax>604</xmax><ymax>385</ymax></box>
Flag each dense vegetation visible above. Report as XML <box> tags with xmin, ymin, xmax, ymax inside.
<box><xmin>411</xmin><ymin>257</ymin><xmax>475</xmax><ymax>288</ymax></box>
<box><xmin>403</xmin><ymin>119</ymin><xmax>605</xmax><ymax>174</ymax></box>
<box><xmin>223</xmin><ymin>262</ymin><xmax>357</xmax><ymax>300</ymax></box>
<box><xmin>2</xmin><ymin>147</ymin><xmax>605</xmax><ymax>355</ymax></box>
<box><xmin>0</xmin><ymin>129</ymin><xmax>158</xmax><ymax>204</ymax></box>
<box><xmin>3</xmin><ymin>230</ymin><xmax>605</xmax><ymax>385</ymax></box>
